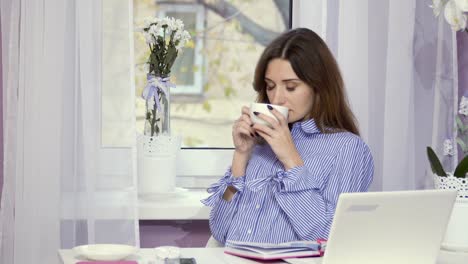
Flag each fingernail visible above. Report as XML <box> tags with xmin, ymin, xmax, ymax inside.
<box><xmin>253</xmin><ymin>111</ymin><xmax>259</xmax><ymax>115</ymax></box>
<box><xmin>267</xmin><ymin>105</ymin><xmax>273</xmax><ymax>110</ymax></box>
<box><xmin>255</xmin><ymin>132</ymin><xmax>260</xmax><ymax>137</ymax></box>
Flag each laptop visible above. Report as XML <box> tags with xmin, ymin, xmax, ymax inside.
<box><xmin>311</xmin><ymin>189</ymin><xmax>457</xmax><ymax>264</ymax></box>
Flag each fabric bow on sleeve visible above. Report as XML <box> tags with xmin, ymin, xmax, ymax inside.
<box><xmin>201</xmin><ymin>171</ymin><xmax>245</xmax><ymax>206</ymax></box>
<box><xmin>141</xmin><ymin>75</ymin><xmax>175</xmax><ymax>111</ymax></box>
<box><xmin>246</xmin><ymin>170</ymin><xmax>291</xmax><ymax>193</ymax></box>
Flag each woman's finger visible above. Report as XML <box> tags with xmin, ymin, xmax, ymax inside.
<box><xmin>240</xmin><ymin>113</ymin><xmax>254</xmax><ymax>127</ymax></box>
<box><xmin>238</xmin><ymin>126</ymin><xmax>255</xmax><ymax>138</ymax></box>
<box><xmin>241</xmin><ymin>106</ymin><xmax>250</xmax><ymax>115</ymax></box>
<box><xmin>252</xmin><ymin>112</ymin><xmax>279</xmax><ymax>128</ymax></box>
<box><xmin>267</xmin><ymin>107</ymin><xmax>287</xmax><ymax>127</ymax></box>
<box><xmin>252</xmin><ymin>122</ymin><xmax>275</xmax><ymax>138</ymax></box>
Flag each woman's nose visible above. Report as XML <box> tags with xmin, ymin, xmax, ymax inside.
<box><xmin>270</xmin><ymin>88</ymin><xmax>286</xmax><ymax>105</ymax></box>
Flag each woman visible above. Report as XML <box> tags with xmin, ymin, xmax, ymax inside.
<box><xmin>202</xmin><ymin>28</ymin><xmax>374</xmax><ymax>245</ymax></box>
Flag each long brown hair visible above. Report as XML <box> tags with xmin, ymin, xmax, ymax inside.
<box><xmin>253</xmin><ymin>28</ymin><xmax>359</xmax><ymax>135</ymax></box>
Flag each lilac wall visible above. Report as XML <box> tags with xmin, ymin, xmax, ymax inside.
<box><xmin>139</xmin><ymin>220</ymin><xmax>211</xmax><ymax>248</ymax></box>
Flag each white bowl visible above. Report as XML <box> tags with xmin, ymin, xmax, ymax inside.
<box><xmin>72</xmin><ymin>244</ymin><xmax>137</xmax><ymax>261</ymax></box>
<box><xmin>250</xmin><ymin>103</ymin><xmax>289</xmax><ymax>127</ymax></box>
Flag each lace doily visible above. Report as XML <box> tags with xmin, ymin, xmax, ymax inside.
<box><xmin>137</xmin><ymin>134</ymin><xmax>181</xmax><ymax>157</ymax></box>
<box><xmin>434</xmin><ymin>174</ymin><xmax>468</xmax><ymax>199</ymax></box>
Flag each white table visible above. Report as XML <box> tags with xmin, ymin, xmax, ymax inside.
<box><xmin>59</xmin><ymin>248</ymin><xmax>281</xmax><ymax>264</ymax></box>
<box><xmin>59</xmin><ymin>247</ymin><xmax>468</xmax><ymax>264</ymax></box>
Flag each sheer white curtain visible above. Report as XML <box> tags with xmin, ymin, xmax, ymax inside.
<box><xmin>295</xmin><ymin>0</ymin><xmax>458</xmax><ymax>191</ymax></box>
<box><xmin>1</xmin><ymin>0</ymin><xmax>139</xmax><ymax>263</ymax></box>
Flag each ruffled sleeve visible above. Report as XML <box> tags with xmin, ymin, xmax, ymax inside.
<box><xmin>201</xmin><ymin>168</ymin><xmax>246</xmax><ymax>206</ymax></box>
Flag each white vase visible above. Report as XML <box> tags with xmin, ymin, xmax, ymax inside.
<box><xmin>137</xmin><ymin>134</ymin><xmax>181</xmax><ymax>196</ymax></box>
<box><xmin>434</xmin><ymin>174</ymin><xmax>468</xmax><ymax>252</ymax></box>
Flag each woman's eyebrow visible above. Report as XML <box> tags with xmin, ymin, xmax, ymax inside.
<box><xmin>282</xmin><ymin>79</ymin><xmax>300</xmax><ymax>82</ymax></box>
<box><xmin>264</xmin><ymin>77</ymin><xmax>300</xmax><ymax>82</ymax></box>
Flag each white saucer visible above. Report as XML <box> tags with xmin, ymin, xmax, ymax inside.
<box><xmin>73</xmin><ymin>244</ymin><xmax>137</xmax><ymax>261</ymax></box>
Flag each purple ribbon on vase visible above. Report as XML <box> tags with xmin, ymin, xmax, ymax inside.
<box><xmin>141</xmin><ymin>75</ymin><xmax>175</xmax><ymax>111</ymax></box>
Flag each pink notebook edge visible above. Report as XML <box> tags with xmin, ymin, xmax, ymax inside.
<box><xmin>224</xmin><ymin>248</ymin><xmax>323</xmax><ymax>260</ymax></box>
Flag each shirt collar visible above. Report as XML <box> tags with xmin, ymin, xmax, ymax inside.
<box><xmin>292</xmin><ymin>119</ymin><xmax>321</xmax><ymax>134</ymax></box>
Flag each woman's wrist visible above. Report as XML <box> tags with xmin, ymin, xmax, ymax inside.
<box><xmin>282</xmin><ymin>153</ymin><xmax>304</xmax><ymax>170</ymax></box>
<box><xmin>231</xmin><ymin>150</ymin><xmax>251</xmax><ymax>177</ymax></box>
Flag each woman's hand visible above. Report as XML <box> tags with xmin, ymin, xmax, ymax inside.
<box><xmin>232</xmin><ymin>106</ymin><xmax>256</xmax><ymax>154</ymax></box>
<box><xmin>252</xmin><ymin>107</ymin><xmax>304</xmax><ymax>170</ymax></box>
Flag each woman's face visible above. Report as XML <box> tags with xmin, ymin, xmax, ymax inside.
<box><xmin>265</xmin><ymin>58</ymin><xmax>315</xmax><ymax>123</ymax></box>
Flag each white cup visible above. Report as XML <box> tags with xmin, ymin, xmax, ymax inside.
<box><xmin>250</xmin><ymin>103</ymin><xmax>289</xmax><ymax>127</ymax></box>
<box><xmin>154</xmin><ymin>246</ymin><xmax>180</xmax><ymax>264</ymax></box>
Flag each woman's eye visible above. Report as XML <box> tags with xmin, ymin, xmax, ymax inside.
<box><xmin>266</xmin><ymin>84</ymin><xmax>275</xmax><ymax>90</ymax></box>
<box><xmin>286</xmin><ymin>86</ymin><xmax>296</xmax><ymax>91</ymax></box>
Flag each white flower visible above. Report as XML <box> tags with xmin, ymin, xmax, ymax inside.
<box><xmin>166</xmin><ymin>17</ymin><xmax>178</xmax><ymax>32</ymax></box>
<box><xmin>173</xmin><ymin>30</ymin><xmax>182</xmax><ymax>41</ymax></box>
<box><xmin>443</xmin><ymin>139</ymin><xmax>455</xmax><ymax>156</ymax></box>
<box><xmin>175</xmin><ymin>30</ymin><xmax>191</xmax><ymax>51</ymax></box>
<box><xmin>455</xmin><ymin>0</ymin><xmax>468</xmax><ymax>11</ymax></box>
<box><xmin>160</xmin><ymin>16</ymin><xmax>170</xmax><ymax>27</ymax></box>
<box><xmin>149</xmin><ymin>24</ymin><xmax>162</xmax><ymax>38</ymax></box>
<box><xmin>174</xmin><ymin>19</ymin><xmax>184</xmax><ymax>30</ymax></box>
<box><xmin>143</xmin><ymin>17</ymin><xmax>153</xmax><ymax>28</ymax></box>
<box><xmin>144</xmin><ymin>32</ymin><xmax>154</xmax><ymax>44</ymax></box>
<box><xmin>143</xmin><ymin>16</ymin><xmax>160</xmax><ymax>29</ymax></box>
<box><xmin>444</xmin><ymin>0</ymin><xmax>467</xmax><ymax>31</ymax></box>
<box><xmin>459</xmin><ymin>96</ymin><xmax>468</xmax><ymax>116</ymax></box>
<box><xmin>181</xmin><ymin>31</ymin><xmax>191</xmax><ymax>43</ymax></box>
<box><xmin>431</xmin><ymin>0</ymin><xmax>448</xmax><ymax>16</ymax></box>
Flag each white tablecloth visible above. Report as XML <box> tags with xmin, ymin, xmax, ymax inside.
<box><xmin>59</xmin><ymin>247</ymin><xmax>468</xmax><ymax>264</ymax></box>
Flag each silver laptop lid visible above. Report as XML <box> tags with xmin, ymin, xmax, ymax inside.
<box><xmin>323</xmin><ymin>190</ymin><xmax>457</xmax><ymax>264</ymax></box>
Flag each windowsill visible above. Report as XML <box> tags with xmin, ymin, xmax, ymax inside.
<box><xmin>139</xmin><ymin>189</ymin><xmax>211</xmax><ymax>220</ymax></box>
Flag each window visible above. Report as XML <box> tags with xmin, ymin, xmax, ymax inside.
<box><xmin>99</xmin><ymin>0</ymin><xmax>292</xmax><ymax>188</ymax></box>
<box><xmin>134</xmin><ymin>0</ymin><xmax>292</xmax><ymax>149</ymax></box>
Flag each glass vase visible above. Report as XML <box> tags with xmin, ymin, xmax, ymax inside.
<box><xmin>144</xmin><ymin>74</ymin><xmax>171</xmax><ymax>136</ymax></box>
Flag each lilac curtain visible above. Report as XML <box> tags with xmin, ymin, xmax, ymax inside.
<box><xmin>0</xmin><ymin>13</ymin><xmax>3</xmax><ymax>203</ymax></box>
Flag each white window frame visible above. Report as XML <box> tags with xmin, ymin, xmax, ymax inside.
<box><xmin>157</xmin><ymin>3</ymin><xmax>205</xmax><ymax>95</ymax></box>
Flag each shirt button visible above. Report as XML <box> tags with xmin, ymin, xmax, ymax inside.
<box><xmin>247</xmin><ymin>229</ymin><xmax>252</xmax><ymax>234</ymax></box>
<box><xmin>256</xmin><ymin>204</ymin><xmax>260</xmax><ymax>209</ymax></box>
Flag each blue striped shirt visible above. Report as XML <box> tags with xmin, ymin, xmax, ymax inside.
<box><xmin>201</xmin><ymin>119</ymin><xmax>374</xmax><ymax>245</ymax></box>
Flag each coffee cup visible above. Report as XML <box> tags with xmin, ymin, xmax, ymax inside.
<box><xmin>250</xmin><ymin>103</ymin><xmax>289</xmax><ymax>127</ymax></box>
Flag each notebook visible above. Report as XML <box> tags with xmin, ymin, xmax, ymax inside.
<box><xmin>319</xmin><ymin>189</ymin><xmax>457</xmax><ymax>264</ymax></box>
<box><xmin>224</xmin><ymin>240</ymin><xmax>325</xmax><ymax>260</ymax></box>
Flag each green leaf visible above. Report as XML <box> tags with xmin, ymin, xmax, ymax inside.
<box><xmin>202</xmin><ymin>101</ymin><xmax>212</xmax><ymax>112</ymax></box>
<box><xmin>456</xmin><ymin>116</ymin><xmax>464</xmax><ymax>132</ymax></box>
<box><xmin>426</xmin><ymin>146</ymin><xmax>447</xmax><ymax>176</ymax></box>
<box><xmin>224</xmin><ymin>86</ymin><xmax>236</xmax><ymax>97</ymax></box>
<box><xmin>211</xmin><ymin>59</ymin><xmax>220</xmax><ymax>67</ymax></box>
<box><xmin>456</xmin><ymin>137</ymin><xmax>467</xmax><ymax>152</ymax></box>
<box><xmin>454</xmin><ymin>155</ymin><xmax>468</xmax><ymax>178</ymax></box>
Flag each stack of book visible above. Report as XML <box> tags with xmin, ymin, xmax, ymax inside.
<box><xmin>224</xmin><ymin>240</ymin><xmax>326</xmax><ymax>260</ymax></box>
